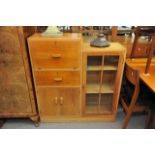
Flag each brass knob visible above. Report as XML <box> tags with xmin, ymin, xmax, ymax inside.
<box><xmin>54</xmin><ymin>97</ymin><xmax>58</xmax><ymax>105</ymax></box>
<box><xmin>60</xmin><ymin>97</ymin><xmax>63</xmax><ymax>105</ymax></box>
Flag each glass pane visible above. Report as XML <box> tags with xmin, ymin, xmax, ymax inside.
<box><xmin>100</xmin><ymin>94</ymin><xmax>113</xmax><ymax>114</ymax></box>
<box><xmin>86</xmin><ymin>71</ymin><xmax>101</xmax><ymax>93</ymax></box>
<box><xmin>86</xmin><ymin>94</ymin><xmax>99</xmax><ymax>114</ymax></box>
<box><xmin>87</xmin><ymin>56</ymin><xmax>102</xmax><ymax>71</ymax></box>
<box><xmin>102</xmin><ymin>70</ymin><xmax>116</xmax><ymax>93</ymax></box>
<box><xmin>104</xmin><ymin>56</ymin><xmax>119</xmax><ymax>70</ymax></box>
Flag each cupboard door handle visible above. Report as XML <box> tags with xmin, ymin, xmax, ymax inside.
<box><xmin>54</xmin><ymin>97</ymin><xmax>58</xmax><ymax>105</ymax></box>
<box><xmin>54</xmin><ymin>77</ymin><xmax>63</xmax><ymax>82</ymax></box>
<box><xmin>51</xmin><ymin>54</ymin><xmax>61</xmax><ymax>59</ymax></box>
<box><xmin>60</xmin><ymin>97</ymin><xmax>63</xmax><ymax>105</ymax></box>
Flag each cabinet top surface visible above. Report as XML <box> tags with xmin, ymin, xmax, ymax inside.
<box><xmin>28</xmin><ymin>33</ymin><xmax>82</xmax><ymax>41</ymax></box>
<box><xmin>82</xmin><ymin>42</ymin><xmax>126</xmax><ymax>53</ymax></box>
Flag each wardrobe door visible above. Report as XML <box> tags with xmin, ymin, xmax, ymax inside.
<box><xmin>0</xmin><ymin>26</ymin><xmax>32</xmax><ymax>114</ymax></box>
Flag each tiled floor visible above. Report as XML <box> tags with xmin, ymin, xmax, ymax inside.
<box><xmin>1</xmin><ymin>111</ymin><xmax>147</xmax><ymax>129</ymax></box>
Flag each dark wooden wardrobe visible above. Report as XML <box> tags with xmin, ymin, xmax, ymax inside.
<box><xmin>0</xmin><ymin>26</ymin><xmax>38</xmax><ymax>124</ymax></box>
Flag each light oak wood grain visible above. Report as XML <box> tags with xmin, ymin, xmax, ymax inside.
<box><xmin>28</xmin><ymin>33</ymin><xmax>82</xmax><ymax>122</ymax></box>
<box><xmin>28</xmin><ymin>33</ymin><xmax>82</xmax><ymax>70</ymax></box>
<box><xmin>37</xmin><ymin>87</ymin><xmax>81</xmax><ymax>120</ymax></box>
<box><xmin>35</xmin><ymin>71</ymin><xmax>80</xmax><ymax>86</ymax></box>
<box><xmin>28</xmin><ymin>33</ymin><xmax>126</xmax><ymax>122</ymax></box>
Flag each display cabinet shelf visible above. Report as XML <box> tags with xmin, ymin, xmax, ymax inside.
<box><xmin>87</xmin><ymin>65</ymin><xmax>117</xmax><ymax>71</ymax></box>
<box><xmin>86</xmin><ymin>83</ymin><xmax>114</xmax><ymax>94</ymax></box>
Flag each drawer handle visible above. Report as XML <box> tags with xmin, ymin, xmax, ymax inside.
<box><xmin>60</xmin><ymin>97</ymin><xmax>63</xmax><ymax>105</ymax></box>
<box><xmin>54</xmin><ymin>77</ymin><xmax>63</xmax><ymax>82</ymax></box>
<box><xmin>51</xmin><ymin>54</ymin><xmax>62</xmax><ymax>59</ymax></box>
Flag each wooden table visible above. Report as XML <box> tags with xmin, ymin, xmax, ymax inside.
<box><xmin>126</xmin><ymin>58</ymin><xmax>155</xmax><ymax>92</ymax></box>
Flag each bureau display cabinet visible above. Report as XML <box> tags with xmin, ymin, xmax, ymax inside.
<box><xmin>28</xmin><ymin>33</ymin><xmax>126</xmax><ymax>122</ymax></box>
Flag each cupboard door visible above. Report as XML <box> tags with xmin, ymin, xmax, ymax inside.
<box><xmin>37</xmin><ymin>87</ymin><xmax>80</xmax><ymax>118</ymax></box>
<box><xmin>84</xmin><ymin>54</ymin><xmax>121</xmax><ymax>115</ymax></box>
<box><xmin>37</xmin><ymin>87</ymin><xmax>60</xmax><ymax>117</ymax></box>
<box><xmin>59</xmin><ymin>88</ymin><xmax>80</xmax><ymax>116</ymax></box>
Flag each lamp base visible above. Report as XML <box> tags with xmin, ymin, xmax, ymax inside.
<box><xmin>90</xmin><ymin>33</ymin><xmax>110</xmax><ymax>47</ymax></box>
<box><xmin>41</xmin><ymin>26</ymin><xmax>63</xmax><ymax>37</ymax></box>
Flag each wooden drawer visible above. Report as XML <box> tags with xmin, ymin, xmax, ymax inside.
<box><xmin>37</xmin><ymin>87</ymin><xmax>80</xmax><ymax>118</ymax></box>
<box><xmin>34</xmin><ymin>71</ymin><xmax>80</xmax><ymax>86</ymax></box>
<box><xmin>28</xmin><ymin>40</ymin><xmax>81</xmax><ymax>69</ymax></box>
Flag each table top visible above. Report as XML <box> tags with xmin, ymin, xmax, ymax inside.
<box><xmin>126</xmin><ymin>58</ymin><xmax>155</xmax><ymax>92</ymax></box>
